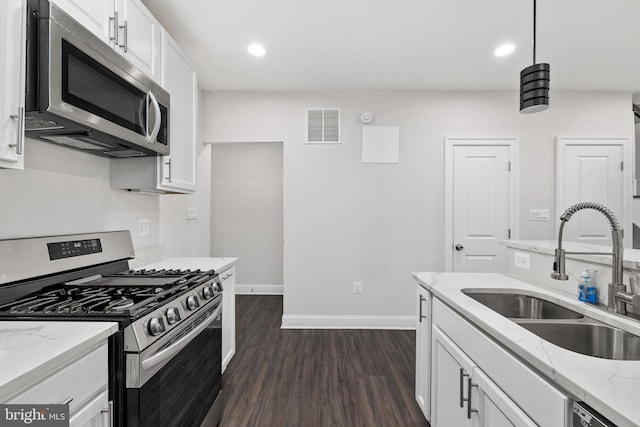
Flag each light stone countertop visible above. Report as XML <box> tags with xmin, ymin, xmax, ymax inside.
<box><xmin>413</xmin><ymin>272</ymin><xmax>640</xmax><ymax>427</ymax></box>
<box><xmin>503</xmin><ymin>240</ymin><xmax>640</xmax><ymax>270</ymax></box>
<box><xmin>0</xmin><ymin>321</ymin><xmax>118</xmax><ymax>402</ymax></box>
<box><xmin>134</xmin><ymin>257</ymin><xmax>238</xmax><ymax>273</ymax></box>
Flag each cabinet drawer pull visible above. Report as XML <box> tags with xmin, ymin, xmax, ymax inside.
<box><xmin>60</xmin><ymin>397</ymin><xmax>73</xmax><ymax>405</ymax></box>
<box><xmin>119</xmin><ymin>20</ymin><xmax>128</xmax><ymax>52</ymax></box>
<box><xmin>459</xmin><ymin>368</ymin><xmax>469</xmax><ymax>408</ymax></box>
<box><xmin>101</xmin><ymin>401</ymin><xmax>113</xmax><ymax>427</ymax></box>
<box><xmin>467</xmin><ymin>377</ymin><xmax>478</xmax><ymax>419</ymax></box>
<box><xmin>9</xmin><ymin>107</ymin><xmax>24</xmax><ymax>155</ymax></box>
<box><xmin>165</xmin><ymin>159</ymin><xmax>172</xmax><ymax>182</ymax></box>
<box><xmin>419</xmin><ymin>294</ymin><xmax>427</xmax><ymax>322</ymax></box>
<box><xmin>109</xmin><ymin>12</ymin><xmax>119</xmax><ymax>45</ymax></box>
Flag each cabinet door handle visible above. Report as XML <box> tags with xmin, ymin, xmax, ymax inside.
<box><xmin>100</xmin><ymin>400</ymin><xmax>113</xmax><ymax>427</ymax></box>
<box><xmin>119</xmin><ymin>20</ymin><xmax>128</xmax><ymax>52</ymax></box>
<box><xmin>109</xmin><ymin>12</ymin><xmax>119</xmax><ymax>45</ymax></box>
<box><xmin>419</xmin><ymin>294</ymin><xmax>427</xmax><ymax>323</ymax></box>
<box><xmin>60</xmin><ymin>397</ymin><xmax>73</xmax><ymax>405</ymax></box>
<box><xmin>165</xmin><ymin>158</ymin><xmax>172</xmax><ymax>182</ymax></box>
<box><xmin>459</xmin><ymin>368</ymin><xmax>469</xmax><ymax>408</ymax></box>
<box><xmin>467</xmin><ymin>377</ymin><xmax>478</xmax><ymax>419</ymax></box>
<box><xmin>9</xmin><ymin>107</ymin><xmax>24</xmax><ymax>155</ymax></box>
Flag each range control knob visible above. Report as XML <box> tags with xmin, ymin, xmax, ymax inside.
<box><xmin>166</xmin><ymin>307</ymin><xmax>181</xmax><ymax>325</ymax></box>
<box><xmin>186</xmin><ymin>295</ymin><xmax>200</xmax><ymax>310</ymax></box>
<box><xmin>203</xmin><ymin>286</ymin><xmax>215</xmax><ymax>299</ymax></box>
<box><xmin>148</xmin><ymin>317</ymin><xmax>166</xmax><ymax>336</ymax></box>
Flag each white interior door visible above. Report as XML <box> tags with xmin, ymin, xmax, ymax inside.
<box><xmin>450</xmin><ymin>143</ymin><xmax>512</xmax><ymax>273</ymax></box>
<box><xmin>556</xmin><ymin>138</ymin><xmax>628</xmax><ymax>246</ymax></box>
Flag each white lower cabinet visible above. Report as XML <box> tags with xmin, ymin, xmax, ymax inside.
<box><xmin>7</xmin><ymin>343</ymin><xmax>112</xmax><ymax>427</ymax></box>
<box><xmin>415</xmin><ymin>285</ymin><xmax>431</xmax><ymax>421</ymax></box>
<box><xmin>220</xmin><ymin>265</ymin><xmax>236</xmax><ymax>373</ymax></box>
<box><xmin>473</xmin><ymin>368</ymin><xmax>536</xmax><ymax>427</ymax></box>
<box><xmin>431</xmin><ymin>326</ymin><xmax>475</xmax><ymax>427</ymax></box>
<box><xmin>424</xmin><ymin>296</ymin><xmax>571</xmax><ymax>427</ymax></box>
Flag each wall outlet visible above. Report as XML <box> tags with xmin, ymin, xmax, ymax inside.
<box><xmin>138</xmin><ymin>219</ymin><xmax>150</xmax><ymax>237</ymax></box>
<box><xmin>186</xmin><ymin>207</ymin><xmax>198</xmax><ymax>220</ymax></box>
<box><xmin>514</xmin><ymin>251</ymin><xmax>531</xmax><ymax>269</ymax></box>
<box><xmin>528</xmin><ymin>209</ymin><xmax>550</xmax><ymax>221</ymax></box>
<box><xmin>353</xmin><ymin>281</ymin><xmax>362</xmax><ymax>294</ymax></box>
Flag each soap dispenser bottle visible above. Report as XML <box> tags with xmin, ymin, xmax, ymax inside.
<box><xmin>578</xmin><ymin>268</ymin><xmax>597</xmax><ymax>304</ymax></box>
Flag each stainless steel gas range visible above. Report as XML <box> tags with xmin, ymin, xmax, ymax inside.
<box><xmin>0</xmin><ymin>231</ymin><xmax>223</xmax><ymax>427</ymax></box>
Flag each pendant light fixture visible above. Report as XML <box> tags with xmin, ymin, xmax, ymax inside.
<box><xmin>520</xmin><ymin>0</ymin><xmax>550</xmax><ymax>113</ymax></box>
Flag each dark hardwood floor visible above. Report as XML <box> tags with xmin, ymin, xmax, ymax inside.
<box><xmin>220</xmin><ymin>295</ymin><xmax>430</xmax><ymax>427</ymax></box>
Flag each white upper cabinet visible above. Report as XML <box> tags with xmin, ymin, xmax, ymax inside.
<box><xmin>50</xmin><ymin>0</ymin><xmax>116</xmax><ymax>45</ymax></box>
<box><xmin>110</xmin><ymin>30</ymin><xmax>197</xmax><ymax>194</ymax></box>
<box><xmin>52</xmin><ymin>0</ymin><xmax>161</xmax><ymax>83</ymax></box>
<box><xmin>114</xmin><ymin>0</ymin><xmax>161</xmax><ymax>82</ymax></box>
<box><xmin>0</xmin><ymin>0</ymin><xmax>26</xmax><ymax>170</ymax></box>
<box><xmin>159</xmin><ymin>30</ymin><xmax>197</xmax><ymax>192</ymax></box>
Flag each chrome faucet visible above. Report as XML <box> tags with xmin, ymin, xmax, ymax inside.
<box><xmin>551</xmin><ymin>202</ymin><xmax>638</xmax><ymax>315</ymax></box>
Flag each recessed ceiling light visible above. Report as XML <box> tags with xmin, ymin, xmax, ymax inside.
<box><xmin>494</xmin><ymin>44</ymin><xmax>516</xmax><ymax>57</ymax></box>
<box><xmin>248</xmin><ymin>44</ymin><xmax>266</xmax><ymax>57</ymax></box>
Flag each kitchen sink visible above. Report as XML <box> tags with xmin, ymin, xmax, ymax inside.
<box><xmin>463</xmin><ymin>290</ymin><xmax>584</xmax><ymax>319</ymax></box>
<box><xmin>517</xmin><ymin>321</ymin><xmax>640</xmax><ymax>361</ymax></box>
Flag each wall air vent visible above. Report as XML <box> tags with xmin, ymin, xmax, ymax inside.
<box><xmin>306</xmin><ymin>108</ymin><xmax>341</xmax><ymax>144</ymax></box>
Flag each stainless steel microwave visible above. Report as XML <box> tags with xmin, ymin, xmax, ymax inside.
<box><xmin>25</xmin><ymin>0</ymin><xmax>169</xmax><ymax>158</ymax></box>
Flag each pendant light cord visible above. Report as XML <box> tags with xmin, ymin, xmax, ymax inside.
<box><xmin>533</xmin><ymin>0</ymin><xmax>537</xmax><ymax>64</ymax></box>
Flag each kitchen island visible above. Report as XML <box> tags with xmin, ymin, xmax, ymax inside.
<box><xmin>414</xmin><ymin>272</ymin><xmax>640</xmax><ymax>427</ymax></box>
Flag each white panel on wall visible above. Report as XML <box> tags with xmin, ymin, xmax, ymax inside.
<box><xmin>361</xmin><ymin>126</ymin><xmax>399</xmax><ymax>163</ymax></box>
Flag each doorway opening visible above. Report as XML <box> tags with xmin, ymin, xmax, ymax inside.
<box><xmin>210</xmin><ymin>142</ymin><xmax>284</xmax><ymax>294</ymax></box>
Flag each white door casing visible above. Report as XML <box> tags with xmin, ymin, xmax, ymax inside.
<box><xmin>555</xmin><ymin>137</ymin><xmax>631</xmax><ymax>247</ymax></box>
<box><xmin>444</xmin><ymin>138</ymin><xmax>519</xmax><ymax>272</ymax></box>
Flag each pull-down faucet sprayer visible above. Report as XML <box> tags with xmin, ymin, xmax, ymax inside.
<box><xmin>551</xmin><ymin>202</ymin><xmax>629</xmax><ymax>314</ymax></box>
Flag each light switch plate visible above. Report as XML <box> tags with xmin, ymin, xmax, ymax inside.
<box><xmin>528</xmin><ymin>209</ymin><xmax>550</xmax><ymax>221</ymax></box>
<box><xmin>138</xmin><ymin>219</ymin><xmax>150</xmax><ymax>237</ymax></box>
<box><xmin>186</xmin><ymin>207</ymin><xmax>198</xmax><ymax>220</ymax></box>
<box><xmin>514</xmin><ymin>252</ymin><xmax>531</xmax><ymax>269</ymax></box>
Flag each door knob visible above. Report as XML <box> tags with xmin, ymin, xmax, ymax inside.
<box><xmin>455</xmin><ymin>244</ymin><xmax>464</xmax><ymax>251</ymax></box>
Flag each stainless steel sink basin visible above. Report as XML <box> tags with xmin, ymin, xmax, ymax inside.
<box><xmin>463</xmin><ymin>291</ymin><xmax>584</xmax><ymax>319</ymax></box>
<box><xmin>517</xmin><ymin>322</ymin><xmax>640</xmax><ymax>361</ymax></box>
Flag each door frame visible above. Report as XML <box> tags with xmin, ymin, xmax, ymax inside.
<box><xmin>444</xmin><ymin>137</ymin><xmax>520</xmax><ymax>272</ymax></box>
<box><xmin>555</xmin><ymin>137</ymin><xmax>632</xmax><ymax>247</ymax></box>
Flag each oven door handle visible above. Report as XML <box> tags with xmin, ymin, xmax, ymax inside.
<box><xmin>141</xmin><ymin>303</ymin><xmax>221</xmax><ymax>370</ymax></box>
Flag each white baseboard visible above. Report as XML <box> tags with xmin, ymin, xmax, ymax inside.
<box><xmin>235</xmin><ymin>284</ymin><xmax>283</xmax><ymax>295</ymax></box>
<box><xmin>281</xmin><ymin>314</ymin><xmax>416</xmax><ymax>330</ymax></box>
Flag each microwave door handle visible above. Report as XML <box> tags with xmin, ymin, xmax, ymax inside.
<box><xmin>147</xmin><ymin>91</ymin><xmax>161</xmax><ymax>143</ymax></box>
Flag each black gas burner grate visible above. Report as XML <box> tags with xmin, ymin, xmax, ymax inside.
<box><xmin>0</xmin><ymin>269</ymin><xmax>218</xmax><ymax>317</ymax></box>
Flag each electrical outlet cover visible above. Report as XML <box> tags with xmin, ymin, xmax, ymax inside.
<box><xmin>514</xmin><ymin>252</ymin><xmax>531</xmax><ymax>269</ymax></box>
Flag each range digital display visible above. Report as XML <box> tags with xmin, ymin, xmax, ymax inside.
<box><xmin>47</xmin><ymin>238</ymin><xmax>102</xmax><ymax>260</ymax></box>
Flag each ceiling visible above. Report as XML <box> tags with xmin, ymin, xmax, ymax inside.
<box><xmin>142</xmin><ymin>0</ymin><xmax>640</xmax><ymax>93</ymax></box>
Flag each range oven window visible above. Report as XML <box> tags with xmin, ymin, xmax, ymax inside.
<box><xmin>61</xmin><ymin>40</ymin><xmax>146</xmax><ymax>135</ymax></box>
<box><xmin>126</xmin><ymin>315</ymin><xmax>222</xmax><ymax>427</ymax></box>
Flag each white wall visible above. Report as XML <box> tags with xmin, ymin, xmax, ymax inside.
<box><xmin>210</xmin><ymin>142</ymin><xmax>283</xmax><ymax>286</ymax></box>
<box><xmin>158</xmin><ymin>142</ymin><xmax>212</xmax><ymax>258</ymax></box>
<box><xmin>0</xmin><ymin>136</ymin><xmax>211</xmax><ymax>264</ymax></box>
<box><xmin>201</xmin><ymin>90</ymin><xmax>634</xmax><ymax>322</ymax></box>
